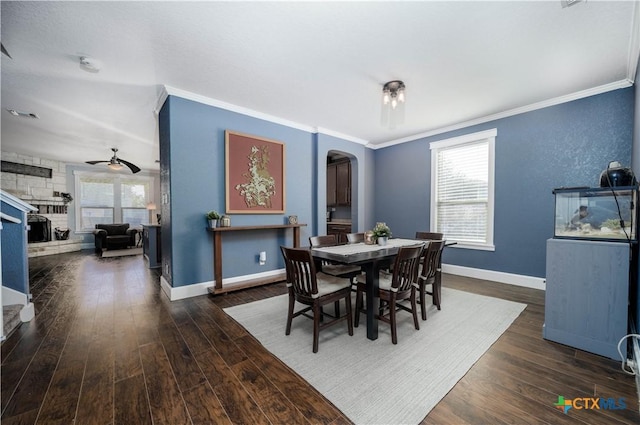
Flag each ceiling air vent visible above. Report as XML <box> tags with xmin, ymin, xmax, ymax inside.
<box><xmin>561</xmin><ymin>0</ymin><xmax>584</xmax><ymax>8</ymax></box>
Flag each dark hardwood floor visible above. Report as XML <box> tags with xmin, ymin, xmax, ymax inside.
<box><xmin>1</xmin><ymin>250</ymin><xmax>638</xmax><ymax>424</ymax></box>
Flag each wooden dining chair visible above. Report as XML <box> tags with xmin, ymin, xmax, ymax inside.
<box><xmin>280</xmin><ymin>246</ymin><xmax>354</xmax><ymax>353</ymax></box>
<box><xmin>415</xmin><ymin>231</ymin><xmax>443</xmax><ymax>240</ymax></box>
<box><xmin>354</xmin><ymin>244</ymin><xmax>423</xmax><ymax>344</ymax></box>
<box><xmin>346</xmin><ymin>232</ymin><xmax>365</xmax><ymax>243</ymax></box>
<box><xmin>414</xmin><ymin>240</ymin><xmax>445</xmax><ymax>320</ymax></box>
<box><xmin>309</xmin><ymin>235</ymin><xmax>362</xmax><ymax>282</ymax></box>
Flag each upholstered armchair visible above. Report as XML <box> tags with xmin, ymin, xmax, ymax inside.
<box><xmin>93</xmin><ymin>223</ymin><xmax>137</xmax><ymax>252</ymax></box>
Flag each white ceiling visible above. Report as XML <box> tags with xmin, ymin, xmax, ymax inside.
<box><xmin>1</xmin><ymin>1</ymin><xmax>638</xmax><ymax>172</ymax></box>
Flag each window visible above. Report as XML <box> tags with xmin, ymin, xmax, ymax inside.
<box><xmin>430</xmin><ymin>129</ymin><xmax>496</xmax><ymax>250</ymax></box>
<box><xmin>75</xmin><ymin>171</ymin><xmax>154</xmax><ymax>232</ymax></box>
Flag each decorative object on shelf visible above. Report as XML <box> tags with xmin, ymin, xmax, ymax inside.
<box><xmin>364</xmin><ymin>230</ymin><xmax>375</xmax><ymax>245</ymax></box>
<box><xmin>60</xmin><ymin>192</ymin><xmax>73</xmax><ymax>204</ymax></box>
<box><xmin>372</xmin><ymin>222</ymin><xmax>392</xmax><ymax>245</ymax></box>
<box><xmin>54</xmin><ymin>227</ymin><xmax>70</xmax><ymax>240</ymax></box>
<box><xmin>288</xmin><ymin>215</ymin><xmax>298</xmax><ymax>224</ymax></box>
<box><xmin>219</xmin><ymin>215</ymin><xmax>231</xmax><ymax>227</ymax></box>
<box><xmin>381</xmin><ymin>80</ymin><xmax>405</xmax><ymax>129</ymax></box>
<box><xmin>156</xmin><ymin>214</ymin><xmax>161</xmax><ymax>225</ymax></box>
<box><xmin>206</xmin><ymin>210</ymin><xmax>220</xmax><ymax>228</ymax></box>
<box><xmin>225</xmin><ymin>130</ymin><xmax>285</xmax><ymax>214</ymax></box>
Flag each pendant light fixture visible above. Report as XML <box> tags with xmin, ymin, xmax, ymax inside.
<box><xmin>381</xmin><ymin>80</ymin><xmax>406</xmax><ymax>129</ymax></box>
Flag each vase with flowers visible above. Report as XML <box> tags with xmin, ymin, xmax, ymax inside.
<box><xmin>372</xmin><ymin>222</ymin><xmax>392</xmax><ymax>245</ymax></box>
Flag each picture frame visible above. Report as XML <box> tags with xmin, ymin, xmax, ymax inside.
<box><xmin>225</xmin><ymin>130</ymin><xmax>286</xmax><ymax>214</ymax></box>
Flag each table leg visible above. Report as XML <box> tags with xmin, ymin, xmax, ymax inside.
<box><xmin>214</xmin><ymin>232</ymin><xmax>223</xmax><ymax>290</ymax></box>
<box><xmin>293</xmin><ymin>227</ymin><xmax>300</xmax><ymax>247</ymax></box>
<box><xmin>363</xmin><ymin>261</ymin><xmax>380</xmax><ymax>340</ymax></box>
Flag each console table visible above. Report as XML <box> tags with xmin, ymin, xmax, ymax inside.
<box><xmin>206</xmin><ymin>223</ymin><xmax>306</xmax><ymax>295</ymax></box>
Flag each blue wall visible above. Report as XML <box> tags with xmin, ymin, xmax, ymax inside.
<box><xmin>1</xmin><ymin>202</ymin><xmax>29</xmax><ymax>294</ymax></box>
<box><xmin>375</xmin><ymin>87</ymin><xmax>635</xmax><ymax>278</ymax></box>
<box><xmin>161</xmin><ymin>96</ymin><xmax>369</xmax><ymax>288</ymax></box>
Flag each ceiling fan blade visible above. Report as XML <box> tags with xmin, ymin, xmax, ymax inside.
<box><xmin>118</xmin><ymin>158</ymin><xmax>141</xmax><ymax>174</ymax></box>
<box><xmin>1</xmin><ymin>43</ymin><xmax>12</xmax><ymax>59</ymax></box>
<box><xmin>86</xmin><ymin>160</ymin><xmax>108</xmax><ymax>165</ymax></box>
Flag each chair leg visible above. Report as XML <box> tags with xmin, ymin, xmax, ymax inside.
<box><xmin>354</xmin><ymin>289</ymin><xmax>360</xmax><ymax>328</ymax></box>
<box><xmin>345</xmin><ymin>293</ymin><xmax>354</xmax><ymax>336</ymax></box>
<box><xmin>285</xmin><ymin>293</ymin><xmax>295</xmax><ymax>335</ymax></box>
<box><xmin>434</xmin><ymin>273</ymin><xmax>442</xmax><ymax>310</ymax></box>
<box><xmin>419</xmin><ymin>282</ymin><xmax>427</xmax><ymax>321</ymax></box>
<box><xmin>313</xmin><ymin>303</ymin><xmax>321</xmax><ymax>353</ymax></box>
<box><xmin>389</xmin><ymin>295</ymin><xmax>398</xmax><ymax>345</ymax></box>
<box><xmin>411</xmin><ymin>289</ymin><xmax>420</xmax><ymax>331</ymax></box>
<box><xmin>334</xmin><ymin>300</ymin><xmax>341</xmax><ymax>317</ymax></box>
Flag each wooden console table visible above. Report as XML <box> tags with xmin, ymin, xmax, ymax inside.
<box><xmin>206</xmin><ymin>223</ymin><xmax>307</xmax><ymax>295</ymax></box>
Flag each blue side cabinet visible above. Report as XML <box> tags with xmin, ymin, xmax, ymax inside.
<box><xmin>543</xmin><ymin>238</ymin><xmax>629</xmax><ymax>360</ymax></box>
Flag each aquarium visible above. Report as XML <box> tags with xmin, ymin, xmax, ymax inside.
<box><xmin>553</xmin><ymin>186</ymin><xmax>637</xmax><ymax>241</ymax></box>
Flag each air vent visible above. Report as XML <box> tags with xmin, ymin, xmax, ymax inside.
<box><xmin>7</xmin><ymin>109</ymin><xmax>39</xmax><ymax>119</ymax></box>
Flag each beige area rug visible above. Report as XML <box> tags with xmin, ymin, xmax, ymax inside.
<box><xmin>224</xmin><ymin>287</ymin><xmax>526</xmax><ymax>425</ymax></box>
<box><xmin>101</xmin><ymin>247</ymin><xmax>143</xmax><ymax>258</ymax></box>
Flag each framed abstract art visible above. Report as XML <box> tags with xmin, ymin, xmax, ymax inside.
<box><xmin>225</xmin><ymin>130</ymin><xmax>286</xmax><ymax>214</ymax></box>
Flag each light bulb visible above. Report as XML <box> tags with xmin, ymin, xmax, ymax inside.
<box><xmin>383</xmin><ymin>92</ymin><xmax>390</xmax><ymax>105</ymax></box>
<box><xmin>391</xmin><ymin>98</ymin><xmax>398</xmax><ymax>109</ymax></box>
<box><xmin>398</xmin><ymin>90</ymin><xmax>405</xmax><ymax>103</ymax></box>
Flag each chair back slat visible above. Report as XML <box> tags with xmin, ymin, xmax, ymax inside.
<box><xmin>346</xmin><ymin>232</ymin><xmax>365</xmax><ymax>243</ymax></box>
<box><xmin>391</xmin><ymin>245</ymin><xmax>423</xmax><ymax>292</ymax></box>
<box><xmin>281</xmin><ymin>246</ymin><xmax>318</xmax><ymax>297</ymax></box>
<box><xmin>420</xmin><ymin>240</ymin><xmax>445</xmax><ymax>279</ymax></box>
<box><xmin>415</xmin><ymin>231</ymin><xmax>443</xmax><ymax>241</ymax></box>
<box><xmin>309</xmin><ymin>235</ymin><xmax>337</xmax><ymax>247</ymax></box>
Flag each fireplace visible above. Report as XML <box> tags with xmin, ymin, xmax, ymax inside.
<box><xmin>28</xmin><ymin>214</ymin><xmax>51</xmax><ymax>243</ymax></box>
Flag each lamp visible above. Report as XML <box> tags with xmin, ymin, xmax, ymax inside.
<box><xmin>146</xmin><ymin>202</ymin><xmax>157</xmax><ymax>224</ymax></box>
<box><xmin>381</xmin><ymin>80</ymin><xmax>406</xmax><ymax>129</ymax></box>
<box><xmin>107</xmin><ymin>162</ymin><xmax>123</xmax><ymax>171</ymax></box>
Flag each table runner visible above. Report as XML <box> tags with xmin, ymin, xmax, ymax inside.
<box><xmin>312</xmin><ymin>238</ymin><xmax>424</xmax><ymax>256</ymax></box>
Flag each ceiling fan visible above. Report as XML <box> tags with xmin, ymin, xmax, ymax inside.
<box><xmin>86</xmin><ymin>148</ymin><xmax>141</xmax><ymax>173</ymax></box>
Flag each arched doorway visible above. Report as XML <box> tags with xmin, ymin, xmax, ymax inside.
<box><xmin>326</xmin><ymin>150</ymin><xmax>354</xmax><ymax>243</ymax></box>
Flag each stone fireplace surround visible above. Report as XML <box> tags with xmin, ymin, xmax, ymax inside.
<box><xmin>1</xmin><ymin>152</ymin><xmax>82</xmax><ymax>257</ymax></box>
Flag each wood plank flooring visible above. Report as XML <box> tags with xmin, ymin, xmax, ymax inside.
<box><xmin>1</xmin><ymin>250</ymin><xmax>638</xmax><ymax>424</ymax></box>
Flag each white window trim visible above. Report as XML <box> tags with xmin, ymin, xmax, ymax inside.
<box><xmin>73</xmin><ymin>170</ymin><xmax>155</xmax><ymax>233</ymax></box>
<box><xmin>430</xmin><ymin>128</ymin><xmax>496</xmax><ymax>251</ymax></box>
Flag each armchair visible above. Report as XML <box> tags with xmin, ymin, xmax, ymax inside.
<box><xmin>93</xmin><ymin>223</ymin><xmax>137</xmax><ymax>252</ymax></box>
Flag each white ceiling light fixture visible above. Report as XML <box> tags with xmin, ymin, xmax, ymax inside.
<box><xmin>79</xmin><ymin>56</ymin><xmax>102</xmax><ymax>73</ymax></box>
<box><xmin>381</xmin><ymin>80</ymin><xmax>406</xmax><ymax>129</ymax></box>
<box><xmin>6</xmin><ymin>109</ymin><xmax>39</xmax><ymax>119</ymax></box>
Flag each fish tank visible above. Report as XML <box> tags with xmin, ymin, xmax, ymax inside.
<box><xmin>553</xmin><ymin>186</ymin><xmax>638</xmax><ymax>241</ymax></box>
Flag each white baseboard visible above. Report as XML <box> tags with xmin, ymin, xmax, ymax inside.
<box><xmin>442</xmin><ymin>264</ymin><xmax>546</xmax><ymax>291</ymax></box>
<box><xmin>161</xmin><ymin>268</ymin><xmax>286</xmax><ymax>301</ymax></box>
<box><xmin>160</xmin><ymin>264</ymin><xmax>544</xmax><ymax>301</ymax></box>
<box><xmin>2</xmin><ymin>286</ymin><xmax>28</xmax><ymax>306</ymax></box>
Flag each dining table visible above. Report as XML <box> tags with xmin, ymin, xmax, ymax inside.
<box><xmin>311</xmin><ymin>238</ymin><xmax>426</xmax><ymax>340</ymax></box>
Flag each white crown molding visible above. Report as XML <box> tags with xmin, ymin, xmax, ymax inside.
<box><xmin>315</xmin><ymin>127</ymin><xmax>369</xmax><ymax>145</ymax></box>
<box><xmin>158</xmin><ymin>76</ymin><xmax>633</xmax><ymax>153</ymax></box>
<box><xmin>370</xmin><ymin>79</ymin><xmax>634</xmax><ymax>150</ymax></box>
<box><xmin>159</xmin><ymin>85</ymin><xmax>316</xmax><ymax>133</ymax></box>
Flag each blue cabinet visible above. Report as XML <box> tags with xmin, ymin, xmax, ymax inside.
<box><xmin>544</xmin><ymin>238</ymin><xmax>629</xmax><ymax>359</ymax></box>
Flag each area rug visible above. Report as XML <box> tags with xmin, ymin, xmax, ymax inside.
<box><xmin>224</xmin><ymin>287</ymin><xmax>526</xmax><ymax>424</ymax></box>
<box><xmin>101</xmin><ymin>247</ymin><xmax>142</xmax><ymax>258</ymax></box>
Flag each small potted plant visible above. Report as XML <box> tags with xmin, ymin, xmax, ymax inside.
<box><xmin>206</xmin><ymin>210</ymin><xmax>221</xmax><ymax>228</ymax></box>
<box><xmin>372</xmin><ymin>222</ymin><xmax>392</xmax><ymax>245</ymax></box>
